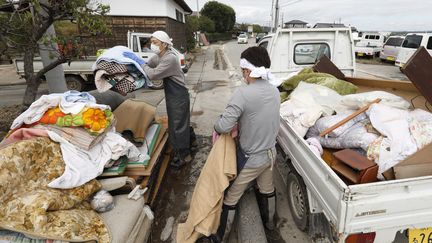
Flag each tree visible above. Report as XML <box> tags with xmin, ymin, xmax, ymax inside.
<box><xmin>185</xmin><ymin>15</ymin><xmax>198</xmax><ymax>50</ymax></box>
<box><xmin>199</xmin><ymin>16</ymin><xmax>215</xmax><ymax>33</ymax></box>
<box><xmin>253</xmin><ymin>24</ymin><xmax>263</xmax><ymax>33</ymax></box>
<box><xmin>0</xmin><ymin>0</ymin><xmax>110</xmax><ymax>107</ymax></box>
<box><xmin>201</xmin><ymin>1</ymin><xmax>235</xmax><ymax>33</ymax></box>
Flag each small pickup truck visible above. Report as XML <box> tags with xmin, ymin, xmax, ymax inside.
<box><xmin>263</xmin><ymin>27</ymin><xmax>432</xmax><ymax>243</ymax></box>
<box><xmin>354</xmin><ymin>33</ymin><xmax>385</xmax><ymax>58</ymax></box>
<box><xmin>15</xmin><ymin>31</ymin><xmax>187</xmax><ymax>91</ymax></box>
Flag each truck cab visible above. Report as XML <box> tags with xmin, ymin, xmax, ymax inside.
<box><xmin>127</xmin><ymin>31</ymin><xmax>188</xmax><ymax>73</ymax></box>
<box><xmin>258</xmin><ymin>27</ymin><xmax>355</xmax><ymax>81</ymax></box>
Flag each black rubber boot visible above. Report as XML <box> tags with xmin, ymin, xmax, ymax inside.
<box><xmin>170</xmin><ymin>149</ymin><xmax>192</xmax><ymax>169</ymax></box>
<box><xmin>210</xmin><ymin>204</ymin><xmax>236</xmax><ymax>243</ymax></box>
<box><xmin>256</xmin><ymin>190</ymin><xmax>276</xmax><ymax>230</ymax></box>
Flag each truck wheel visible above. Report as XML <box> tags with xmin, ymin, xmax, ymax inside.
<box><xmin>287</xmin><ymin>171</ymin><xmax>309</xmax><ymax>232</ymax></box>
<box><xmin>66</xmin><ymin>76</ymin><xmax>85</xmax><ymax>91</ymax></box>
<box><xmin>149</xmin><ymin>80</ymin><xmax>164</xmax><ymax>90</ymax></box>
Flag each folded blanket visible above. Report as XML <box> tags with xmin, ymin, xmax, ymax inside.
<box><xmin>281</xmin><ymin>67</ymin><xmax>358</xmax><ymax>95</ymax></box>
<box><xmin>11</xmin><ymin>92</ymin><xmax>110</xmax><ymax>130</ymax></box>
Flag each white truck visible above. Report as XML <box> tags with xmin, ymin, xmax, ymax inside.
<box><xmin>262</xmin><ymin>27</ymin><xmax>432</xmax><ymax>243</ymax></box>
<box><xmin>15</xmin><ymin>31</ymin><xmax>188</xmax><ymax>91</ymax></box>
<box><xmin>354</xmin><ymin>33</ymin><xmax>386</xmax><ymax>58</ymax></box>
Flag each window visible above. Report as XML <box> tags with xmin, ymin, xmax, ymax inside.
<box><xmin>294</xmin><ymin>43</ymin><xmax>330</xmax><ymax>65</ymax></box>
<box><xmin>132</xmin><ymin>36</ymin><xmax>138</xmax><ymax>52</ymax></box>
<box><xmin>385</xmin><ymin>37</ymin><xmax>404</xmax><ymax>46</ymax></box>
<box><xmin>259</xmin><ymin>41</ymin><xmax>268</xmax><ymax>49</ymax></box>
<box><xmin>365</xmin><ymin>35</ymin><xmax>370</xmax><ymax>39</ymax></box>
<box><xmin>139</xmin><ymin>37</ymin><xmax>151</xmax><ymax>52</ymax></box>
<box><xmin>427</xmin><ymin>37</ymin><xmax>432</xmax><ymax>50</ymax></box>
<box><xmin>375</xmin><ymin>35</ymin><xmax>380</xmax><ymax>40</ymax></box>
<box><xmin>176</xmin><ymin>9</ymin><xmax>183</xmax><ymax>22</ymax></box>
<box><xmin>402</xmin><ymin>35</ymin><xmax>423</xmax><ymax>49</ymax></box>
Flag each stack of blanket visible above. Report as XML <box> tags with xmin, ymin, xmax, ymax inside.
<box><xmin>93</xmin><ymin>46</ymin><xmax>151</xmax><ymax>95</ymax></box>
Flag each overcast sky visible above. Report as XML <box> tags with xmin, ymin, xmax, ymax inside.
<box><xmin>184</xmin><ymin>0</ymin><xmax>432</xmax><ymax>31</ymax></box>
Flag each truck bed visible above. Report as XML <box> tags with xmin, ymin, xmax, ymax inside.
<box><xmin>277</xmin><ymin>78</ymin><xmax>432</xmax><ymax>241</ymax></box>
<box><xmin>15</xmin><ymin>56</ymin><xmax>97</xmax><ymax>75</ymax></box>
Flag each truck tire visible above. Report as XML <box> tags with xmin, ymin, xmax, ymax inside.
<box><xmin>149</xmin><ymin>79</ymin><xmax>164</xmax><ymax>90</ymax></box>
<box><xmin>287</xmin><ymin>171</ymin><xmax>309</xmax><ymax>232</ymax></box>
<box><xmin>66</xmin><ymin>75</ymin><xmax>85</xmax><ymax>91</ymax></box>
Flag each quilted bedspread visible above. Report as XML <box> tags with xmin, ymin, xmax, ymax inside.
<box><xmin>0</xmin><ymin>137</ymin><xmax>110</xmax><ymax>242</ymax></box>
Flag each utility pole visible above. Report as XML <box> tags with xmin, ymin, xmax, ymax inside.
<box><xmin>271</xmin><ymin>0</ymin><xmax>279</xmax><ymax>32</ymax></box>
<box><xmin>39</xmin><ymin>25</ymin><xmax>68</xmax><ymax>93</ymax></box>
<box><xmin>37</xmin><ymin>0</ymin><xmax>68</xmax><ymax>93</ymax></box>
<box><xmin>196</xmin><ymin>0</ymin><xmax>200</xmax><ymax>17</ymax></box>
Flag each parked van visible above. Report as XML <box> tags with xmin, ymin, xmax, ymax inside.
<box><xmin>354</xmin><ymin>32</ymin><xmax>385</xmax><ymax>57</ymax></box>
<box><xmin>379</xmin><ymin>36</ymin><xmax>404</xmax><ymax>62</ymax></box>
<box><xmin>395</xmin><ymin>33</ymin><xmax>432</xmax><ymax>70</ymax></box>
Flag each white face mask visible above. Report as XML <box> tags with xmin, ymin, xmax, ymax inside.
<box><xmin>151</xmin><ymin>44</ymin><xmax>161</xmax><ymax>54</ymax></box>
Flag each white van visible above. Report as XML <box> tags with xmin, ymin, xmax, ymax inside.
<box><xmin>395</xmin><ymin>33</ymin><xmax>432</xmax><ymax>69</ymax></box>
<box><xmin>379</xmin><ymin>36</ymin><xmax>405</xmax><ymax>62</ymax></box>
<box><xmin>354</xmin><ymin>32</ymin><xmax>386</xmax><ymax>57</ymax></box>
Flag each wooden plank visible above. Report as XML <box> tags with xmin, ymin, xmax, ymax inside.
<box><xmin>345</xmin><ymin>77</ymin><xmax>418</xmax><ymax>92</ymax></box>
<box><xmin>148</xmin><ymin>151</ymin><xmax>171</xmax><ymax>206</ymax></box>
<box><xmin>319</xmin><ymin>98</ymin><xmax>381</xmax><ymax>137</ymax></box>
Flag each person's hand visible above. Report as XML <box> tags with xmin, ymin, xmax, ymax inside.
<box><xmin>122</xmin><ymin>52</ymin><xmax>145</xmax><ymax>66</ymax></box>
<box><xmin>212</xmin><ymin>131</ymin><xmax>220</xmax><ymax>145</ymax></box>
<box><xmin>231</xmin><ymin>124</ymin><xmax>238</xmax><ymax>138</ymax></box>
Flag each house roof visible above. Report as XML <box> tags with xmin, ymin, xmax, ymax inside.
<box><xmin>284</xmin><ymin>20</ymin><xmax>308</xmax><ymax>25</ymax></box>
<box><xmin>174</xmin><ymin>0</ymin><xmax>192</xmax><ymax>13</ymax></box>
<box><xmin>314</xmin><ymin>23</ymin><xmax>346</xmax><ymax>28</ymax></box>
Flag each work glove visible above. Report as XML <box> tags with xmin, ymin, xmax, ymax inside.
<box><xmin>122</xmin><ymin>52</ymin><xmax>145</xmax><ymax>66</ymax></box>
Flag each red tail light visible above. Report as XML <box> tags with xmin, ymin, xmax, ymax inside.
<box><xmin>180</xmin><ymin>59</ymin><xmax>185</xmax><ymax>66</ymax></box>
<box><xmin>345</xmin><ymin>232</ymin><xmax>376</xmax><ymax>243</ymax></box>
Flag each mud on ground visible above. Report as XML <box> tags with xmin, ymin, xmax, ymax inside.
<box><xmin>149</xmin><ymin>135</ymin><xmax>212</xmax><ymax>242</ymax></box>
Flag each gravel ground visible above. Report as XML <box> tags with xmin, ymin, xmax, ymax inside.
<box><xmin>0</xmin><ymin>105</ymin><xmax>23</xmax><ymax>140</ymax></box>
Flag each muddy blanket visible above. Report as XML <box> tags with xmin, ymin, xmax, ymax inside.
<box><xmin>0</xmin><ymin>137</ymin><xmax>110</xmax><ymax>242</ymax></box>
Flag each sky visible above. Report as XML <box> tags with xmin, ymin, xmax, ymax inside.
<box><xmin>184</xmin><ymin>0</ymin><xmax>432</xmax><ymax>31</ymax></box>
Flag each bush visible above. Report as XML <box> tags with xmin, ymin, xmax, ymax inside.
<box><xmin>205</xmin><ymin>32</ymin><xmax>232</xmax><ymax>43</ymax></box>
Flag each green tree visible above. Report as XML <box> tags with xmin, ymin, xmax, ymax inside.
<box><xmin>200</xmin><ymin>1</ymin><xmax>235</xmax><ymax>33</ymax></box>
<box><xmin>0</xmin><ymin>0</ymin><xmax>110</xmax><ymax>106</ymax></box>
<box><xmin>199</xmin><ymin>16</ymin><xmax>215</xmax><ymax>33</ymax></box>
<box><xmin>253</xmin><ymin>24</ymin><xmax>263</xmax><ymax>33</ymax></box>
<box><xmin>185</xmin><ymin>16</ymin><xmax>198</xmax><ymax>50</ymax></box>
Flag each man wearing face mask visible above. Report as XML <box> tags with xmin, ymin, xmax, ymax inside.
<box><xmin>210</xmin><ymin>46</ymin><xmax>280</xmax><ymax>242</ymax></box>
<box><xmin>123</xmin><ymin>31</ymin><xmax>194</xmax><ymax>168</ymax></box>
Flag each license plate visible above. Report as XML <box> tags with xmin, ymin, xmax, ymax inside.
<box><xmin>387</xmin><ymin>56</ymin><xmax>395</xmax><ymax>61</ymax></box>
<box><xmin>357</xmin><ymin>53</ymin><xmax>364</xmax><ymax>57</ymax></box>
<box><xmin>409</xmin><ymin>227</ymin><xmax>432</xmax><ymax>243</ymax></box>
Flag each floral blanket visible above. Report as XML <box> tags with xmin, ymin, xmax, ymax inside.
<box><xmin>0</xmin><ymin>137</ymin><xmax>110</xmax><ymax>242</ymax></box>
<box><xmin>39</xmin><ymin>106</ymin><xmax>113</xmax><ymax>134</ymax></box>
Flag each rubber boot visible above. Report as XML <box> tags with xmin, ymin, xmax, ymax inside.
<box><xmin>257</xmin><ymin>190</ymin><xmax>276</xmax><ymax>230</ymax></box>
<box><xmin>210</xmin><ymin>204</ymin><xmax>236</xmax><ymax>243</ymax></box>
